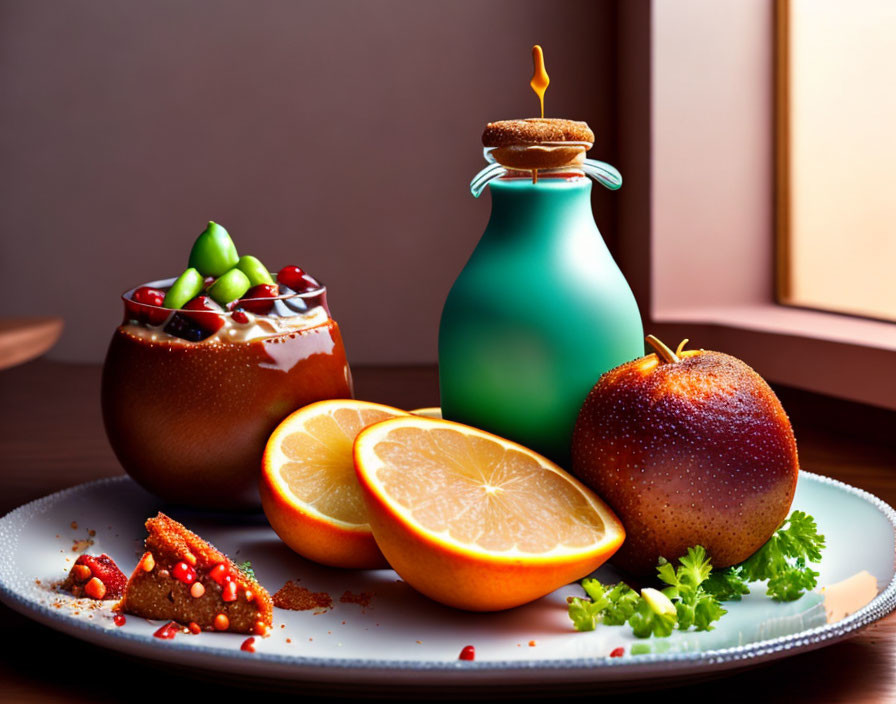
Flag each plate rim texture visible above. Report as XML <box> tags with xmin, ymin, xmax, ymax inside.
<box><xmin>1</xmin><ymin>471</ymin><xmax>894</xmax><ymax>685</ymax></box>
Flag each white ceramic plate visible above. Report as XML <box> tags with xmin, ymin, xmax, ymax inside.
<box><xmin>0</xmin><ymin>472</ymin><xmax>894</xmax><ymax>690</ymax></box>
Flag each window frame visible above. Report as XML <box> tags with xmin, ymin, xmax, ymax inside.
<box><xmin>615</xmin><ymin>0</ymin><xmax>896</xmax><ymax>410</ymax></box>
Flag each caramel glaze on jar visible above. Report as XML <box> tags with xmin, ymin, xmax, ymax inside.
<box><xmin>102</xmin><ymin>319</ymin><xmax>353</xmax><ymax>510</ymax></box>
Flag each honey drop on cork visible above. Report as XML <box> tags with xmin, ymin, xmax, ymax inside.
<box><xmin>530</xmin><ymin>45</ymin><xmax>550</xmax><ymax>119</ymax></box>
<box><xmin>530</xmin><ymin>45</ymin><xmax>550</xmax><ymax>183</ymax></box>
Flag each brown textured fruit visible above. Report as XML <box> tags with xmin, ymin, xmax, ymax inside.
<box><xmin>571</xmin><ymin>335</ymin><xmax>798</xmax><ymax>575</ymax></box>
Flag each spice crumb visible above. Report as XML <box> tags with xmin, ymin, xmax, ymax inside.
<box><xmin>528</xmin><ymin>640</ymin><xmax>536</xmax><ymax>647</ymax></box>
<box><xmin>286</xmin><ymin>638</ymin><xmax>292</xmax><ymax>643</ymax></box>
<box><xmin>339</xmin><ymin>590</ymin><xmax>374</xmax><ymax>608</ymax></box>
<box><xmin>416</xmin><ymin>640</ymin><xmax>422</xmax><ymax>644</ymax></box>
<box><xmin>272</xmin><ymin>581</ymin><xmax>333</xmax><ymax>612</ymax></box>
<box><xmin>72</xmin><ymin>538</ymin><xmax>94</xmax><ymax>553</ymax></box>
<box><xmin>70</xmin><ymin>521</ymin><xmax>78</xmax><ymax>530</ymax></box>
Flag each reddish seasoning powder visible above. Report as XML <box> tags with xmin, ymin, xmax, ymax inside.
<box><xmin>459</xmin><ymin>645</ymin><xmax>475</xmax><ymax>661</ymax></box>
<box><xmin>273</xmin><ymin>581</ymin><xmax>333</xmax><ymax>611</ymax></box>
<box><xmin>153</xmin><ymin>621</ymin><xmax>179</xmax><ymax>639</ymax></box>
<box><xmin>241</xmin><ymin>637</ymin><xmax>256</xmax><ymax>653</ymax></box>
<box><xmin>610</xmin><ymin>647</ymin><xmax>625</xmax><ymax>658</ymax></box>
<box><xmin>113</xmin><ymin>614</ymin><xmax>126</xmax><ymax>627</ymax></box>
<box><xmin>339</xmin><ymin>590</ymin><xmax>374</xmax><ymax>608</ymax></box>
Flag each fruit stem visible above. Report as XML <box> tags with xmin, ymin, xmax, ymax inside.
<box><xmin>645</xmin><ymin>335</ymin><xmax>680</xmax><ymax>364</ymax></box>
<box><xmin>675</xmin><ymin>339</ymin><xmax>690</xmax><ymax>356</ymax></box>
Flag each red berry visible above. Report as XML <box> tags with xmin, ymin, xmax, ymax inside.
<box><xmin>238</xmin><ymin>283</ymin><xmax>279</xmax><ymax>314</ymax></box>
<box><xmin>172</xmin><ymin>561</ymin><xmax>197</xmax><ymax>585</ymax></box>
<box><xmin>458</xmin><ymin>645</ymin><xmax>475</xmax><ymax>661</ymax></box>
<box><xmin>222</xmin><ymin>580</ymin><xmax>238</xmax><ymax>602</ymax></box>
<box><xmin>610</xmin><ymin>647</ymin><xmax>625</xmax><ymax>658</ymax></box>
<box><xmin>182</xmin><ymin>295</ymin><xmax>225</xmax><ymax>333</ymax></box>
<box><xmin>277</xmin><ymin>265</ymin><xmax>320</xmax><ymax>293</ymax></box>
<box><xmin>209</xmin><ymin>563</ymin><xmax>231</xmax><ymax>586</ymax></box>
<box><xmin>133</xmin><ymin>286</ymin><xmax>165</xmax><ymax>307</ymax></box>
<box><xmin>277</xmin><ymin>265</ymin><xmax>304</xmax><ymax>289</ymax></box>
<box><xmin>231</xmin><ymin>310</ymin><xmax>250</xmax><ymax>324</ymax></box>
<box><xmin>113</xmin><ymin>614</ymin><xmax>126</xmax><ymax>627</ymax></box>
<box><xmin>127</xmin><ymin>286</ymin><xmax>169</xmax><ymax>325</ymax></box>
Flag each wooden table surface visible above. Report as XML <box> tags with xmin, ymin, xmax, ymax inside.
<box><xmin>1</xmin><ymin>360</ymin><xmax>894</xmax><ymax>702</ymax></box>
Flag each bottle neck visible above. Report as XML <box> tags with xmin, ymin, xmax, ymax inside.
<box><xmin>485</xmin><ymin>177</ymin><xmax>595</xmax><ymax>239</ymax></box>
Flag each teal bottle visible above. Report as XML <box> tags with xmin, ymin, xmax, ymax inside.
<box><xmin>439</xmin><ymin>161</ymin><xmax>643</xmax><ymax>467</ymax></box>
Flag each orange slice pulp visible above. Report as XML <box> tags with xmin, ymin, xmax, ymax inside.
<box><xmin>353</xmin><ymin>416</ymin><xmax>625</xmax><ymax>611</ymax></box>
<box><xmin>260</xmin><ymin>399</ymin><xmax>408</xmax><ymax>569</ymax></box>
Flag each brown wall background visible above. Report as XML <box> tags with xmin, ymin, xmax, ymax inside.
<box><xmin>0</xmin><ymin>0</ymin><xmax>620</xmax><ymax>365</ymax></box>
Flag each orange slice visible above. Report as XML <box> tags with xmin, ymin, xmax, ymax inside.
<box><xmin>353</xmin><ymin>417</ymin><xmax>625</xmax><ymax>611</ymax></box>
<box><xmin>260</xmin><ymin>399</ymin><xmax>408</xmax><ymax>569</ymax></box>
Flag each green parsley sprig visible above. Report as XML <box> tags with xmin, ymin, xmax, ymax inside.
<box><xmin>703</xmin><ymin>510</ymin><xmax>825</xmax><ymax>602</ymax></box>
<box><xmin>567</xmin><ymin>546</ymin><xmax>726</xmax><ymax>637</ymax></box>
<box><xmin>568</xmin><ymin>510</ymin><xmax>825</xmax><ymax>638</ymax></box>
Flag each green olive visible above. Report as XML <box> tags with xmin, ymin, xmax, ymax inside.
<box><xmin>188</xmin><ymin>222</ymin><xmax>239</xmax><ymax>277</ymax></box>
<box><xmin>208</xmin><ymin>268</ymin><xmax>251</xmax><ymax>305</ymax></box>
<box><xmin>162</xmin><ymin>268</ymin><xmax>204</xmax><ymax>309</ymax></box>
<box><xmin>236</xmin><ymin>255</ymin><xmax>275</xmax><ymax>286</ymax></box>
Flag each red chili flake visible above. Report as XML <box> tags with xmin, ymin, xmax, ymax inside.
<box><xmin>153</xmin><ymin>621</ymin><xmax>179</xmax><ymax>639</ymax></box>
<box><xmin>610</xmin><ymin>647</ymin><xmax>625</xmax><ymax>658</ymax></box>
<box><xmin>459</xmin><ymin>645</ymin><xmax>475</xmax><ymax>661</ymax></box>
<box><xmin>241</xmin><ymin>637</ymin><xmax>256</xmax><ymax>653</ymax></box>
<box><xmin>188</xmin><ymin>622</ymin><xmax>202</xmax><ymax>635</ymax></box>
<box><xmin>113</xmin><ymin>614</ymin><xmax>126</xmax><ymax>627</ymax></box>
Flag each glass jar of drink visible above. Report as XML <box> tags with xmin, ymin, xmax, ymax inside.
<box><xmin>102</xmin><ymin>277</ymin><xmax>353</xmax><ymax>510</ymax></box>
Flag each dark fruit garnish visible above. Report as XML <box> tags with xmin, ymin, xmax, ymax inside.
<box><xmin>126</xmin><ymin>287</ymin><xmax>169</xmax><ymax>326</ymax></box>
<box><xmin>231</xmin><ymin>310</ymin><xmax>250</xmax><ymax>324</ymax></box>
<box><xmin>182</xmin><ymin>295</ymin><xmax>226</xmax><ymax>333</ymax></box>
<box><xmin>238</xmin><ymin>284</ymin><xmax>279</xmax><ymax>314</ymax></box>
<box><xmin>164</xmin><ymin>313</ymin><xmax>211</xmax><ymax>342</ymax></box>
<box><xmin>277</xmin><ymin>266</ymin><xmax>320</xmax><ymax>293</ymax></box>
